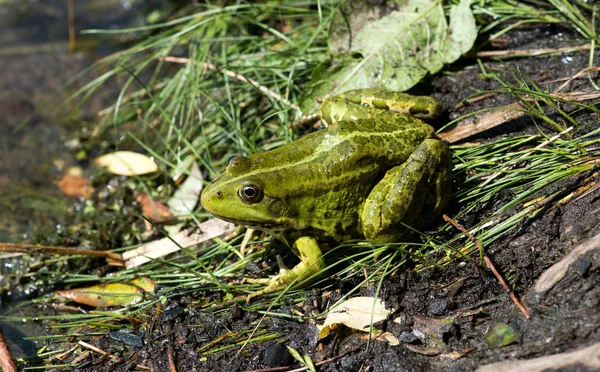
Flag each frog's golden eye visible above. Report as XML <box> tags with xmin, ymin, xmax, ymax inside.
<box><xmin>238</xmin><ymin>184</ymin><xmax>263</xmax><ymax>204</ymax></box>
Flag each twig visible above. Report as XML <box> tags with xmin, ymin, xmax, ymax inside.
<box><xmin>0</xmin><ymin>327</ymin><xmax>17</xmax><ymax>372</ymax></box>
<box><xmin>464</xmin><ymin>92</ymin><xmax>496</xmax><ymax>104</ymax></box>
<box><xmin>551</xmin><ymin>66</ymin><xmax>600</xmax><ymax>94</ymax></box>
<box><xmin>290</xmin><ymin>114</ymin><xmax>319</xmax><ymax>128</ymax></box>
<box><xmin>198</xmin><ymin>333</ymin><xmax>235</xmax><ymax>352</ymax></box>
<box><xmin>539</xmin><ymin>66</ymin><xmax>600</xmax><ymax>92</ymax></box>
<box><xmin>439</xmin><ymin>90</ymin><xmax>599</xmax><ymax>143</ymax></box>
<box><xmin>438</xmin><ymin>102</ymin><xmax>526</xmax><ymax>143</ymax></box>
<box><xmin>67</xmin><ymin>0</ymin><xmax>75</xmax><ymax>55</ymax></box>
<box><xmin>0</xmin><ymin>242</ymin><xmax>122</xmax><ymax>261</ymax></box>
<box><xmin>166</xmin><ymin>323</ymin><xmax>178</xmax><ymax>372</ymax></box>
<box><xmin>442</xmin><ymin>215</ymin><xmax>531</xmax><ymax>319</ymax></box>
<box><xmin>160</xmin><ymin>56</ymin><xmax>300</xmax><ymax>111</ymax></box>
<box><xmin>312</xmin><ymin>347</ymin><xmax>361</xmax><ymax>368</ymax></box>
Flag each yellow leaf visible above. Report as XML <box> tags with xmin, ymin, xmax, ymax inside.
<box><xmin>95</xmin><ymin>151</ymin><xmax>158</xmax><ymax>176</ymax></box>
<box><xmin>318</xmin><ymin>297</ymin><xmax>392</xmax><ymax>339</ymax></box>
<box><xmin>55</xmin><ymin>277</ymin><xmax>155</xmax><ymax>307</ymax></box>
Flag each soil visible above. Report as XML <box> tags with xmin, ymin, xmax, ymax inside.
<box><xmin>0</xmin><ymin>1</ymin><xmax>580</xmax><ymax>366</ymax></box>
<box><xmin>57</xmin><ymin>23</ymin><xmax>600</xmax><ymax>372</ymax></box>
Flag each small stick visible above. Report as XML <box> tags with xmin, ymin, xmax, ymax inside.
<box><xmin>443</xmin><ymin>215</ymin><xmax>531</xmax><ymax>319</ymax></box>
<box><xmin>168</xmin><ymin>346</ymin><xmax>177</xmax><ymax>372</ymax></box>
<box><xmin>67</xmin><ymin>0</ymin><xmax>75</xmax><ymax>55</ymax></box>
<box><xmin>0</xmin><ymin>243</ymin><xmax>122</xmax><ymax>261</ymax></box>
<box><xmin>552</xmin><ymin>66</ymin><xmax>600</xmax><ymax>95</ymax></box>
<box><xmin>439</xmin><ymin>90</ymin><xmax>599</xmax><ymax>143</ymax></box>
<box><xmin>166</xmin><ymin>322</ymin><xmax>178</xmax><ymax>372</ymax></box>
<box><xmin>0</xmin><ymin>327</ymin><xmax>17</xmax><ymax>372</ymax></box>
<box><xmin>160</xmin><ymin>56</ymin><xmax>300</xmax><ymax>111</ymax></box>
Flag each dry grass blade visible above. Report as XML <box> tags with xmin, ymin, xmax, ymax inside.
<box><xmin>468</xmin><ymin>44</ymin><xmax>590</xmax><ymax>58</ymax></box>
<box><xmin>479</xmin><ymin>127</ymin><xmax>573</xmax><ymax>187</ymax></box>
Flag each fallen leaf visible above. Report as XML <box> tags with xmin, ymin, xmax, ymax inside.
<box><xmin>167</xmin><ymin>160</ymin><xmax>203</xmax><ymax>216</ymax></box>
<box><xmin>95</xmin><ymin>151</ymin><xmax>158</xmax><ymax>176</ymax></box>
<box><xmin>55</xmin><ymin>277</ymin><xmax>156</xmax><ymax>307</ymax></box>
<box><xmin>164</xmin><ymin>160</ymin><xmax>204</xmax><ymax>236</ymax></box>
<box><xmin>300</xmin><ymin>0</ymin><xmax>477</xmax><ymax>113</ymax></box>
<box><xmin>413</xmin><ymin>315</ymin><xmax>454</xmax><ymax>338</ymax></box>
<box><xmin>136</xmin><ymin>193</ymin><xmax>173</xmax><ymax>222</ymax></box>
<box><xmin>55</xmin><ymin>172</ymin><xmax>91</xmax><ymax>198</ymax></box>
<box><xmin>318</xmin><ymin>297</ymin><xmax>392</xmax><ymax>339</ymax></box>
<box><xmin>485</xmin><ymin>322</ymin><xmax>520</xmax><ymax>348</ymax></box>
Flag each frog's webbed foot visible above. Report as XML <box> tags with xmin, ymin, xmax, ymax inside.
<box><xmin>361</xmin><ymin>138</ymin><xmax>452</xmax><ymax>242</ymax></box>
<box><xmin>246</xmin><ymin>237</ymin><xmax>326</xmax><ymax>301</ymax></box>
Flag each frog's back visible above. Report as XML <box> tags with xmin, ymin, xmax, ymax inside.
<box><xmin>252</xmin><ymin>115</ymin><xmax>435</xmax><ymax>240</ymax></box>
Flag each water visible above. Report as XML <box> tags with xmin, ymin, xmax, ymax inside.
<box><xmin>0</xmin><ymin>0</ymin><xmax>165</xmax><ymax>360</ymax></box>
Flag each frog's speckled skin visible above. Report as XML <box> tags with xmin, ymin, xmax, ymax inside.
<box><xmin>200</xmin><ymin>89</ymin><xmax>452</xmax><ymax>298</ymax></box>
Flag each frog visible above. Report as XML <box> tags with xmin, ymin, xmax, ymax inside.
<box><xmin>200</xmin><ymin>89</ymin><xmax>452</xmax><ymax>299</ymax></box>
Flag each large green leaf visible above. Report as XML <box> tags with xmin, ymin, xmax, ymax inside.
<box><xmin>300</xmin><ymin>0</ymin><xmax>476</xmax><ymax>113</ymax></box>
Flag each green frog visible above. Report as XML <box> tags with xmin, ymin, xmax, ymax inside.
<box><xmin>200</xmin><ymin>89</ymin><xmax>452</xmax><ymax>299</ymax></box>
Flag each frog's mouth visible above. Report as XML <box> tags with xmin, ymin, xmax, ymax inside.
<box><xmin>209</xmin><ymin>214</ymin><xmax>284</xmax><ymax>232</ymax></box>
<box><xmin>210</xmin><ymin>214</ymin><xmax>294</xmax><ymax>245</ymax></box>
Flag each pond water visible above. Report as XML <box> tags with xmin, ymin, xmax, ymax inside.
<box><xmin>0</xmin><ymin>0</ymin><xmax>168</xmax><ymax>359</ymax></box>
<box><xmin>0</xmin><ymin>0</ymin><xmax>150</xmax><ymax>242</ymax></box>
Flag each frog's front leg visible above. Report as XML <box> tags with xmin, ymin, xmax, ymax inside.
<box><xmin>361</xmin><ymin>138</ymin><xmax>452</xmax><ymax>242</ymax></box>
<box><xmin>247</xmin><ymin>236</ymin><xmax>326</xmax><ymax>300</ymax></box>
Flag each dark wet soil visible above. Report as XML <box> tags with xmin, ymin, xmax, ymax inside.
<box><xmin>1</xmin><ymin>2</ymin><xmax>598</xmax><ymax>369</ymax></box>
<box><xmin>58</xmin><ymin>24</ymin><xmax>600</xmax><ymax>372</ymax></box>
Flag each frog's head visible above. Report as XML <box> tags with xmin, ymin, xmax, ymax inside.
<box><xmin>201</xmin><ymin>155</ymin><xmax>285</xmax><ymax>228</ymax></box>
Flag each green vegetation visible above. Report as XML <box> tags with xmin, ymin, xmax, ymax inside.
<box><xmin>3</xmin><ymin>0</ymin><xmax>600</xmax><ymax>368</ymax></box>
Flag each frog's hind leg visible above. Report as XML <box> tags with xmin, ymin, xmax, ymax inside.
<box><xmin>247</xmin><ymin>236</ymin><xmax>326</xmax><ymax>301</ymax></box>
<box><xmin>360</xmin><ymin>138</ymin><xmax>452</xmax><ymax>242</ymax></box>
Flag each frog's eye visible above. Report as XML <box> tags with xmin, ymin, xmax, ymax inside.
<box><xmin>238</xmin><ymin>184</ymin><xmax>263</xmax><ymax>204</ymax></box>
<box><xmin>226</xmin><ymin>156</ymin><xmax>237</xmax><ymax>166</ymax></box>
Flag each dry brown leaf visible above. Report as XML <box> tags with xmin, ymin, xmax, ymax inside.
<box><xmin>55</xmin><ymin>173</ymin><xmax>91</xmax><ymax>198</ymax></box>
<box><xmin>318</xmin><ymin>297</ymin><xmax>392</xmax><ymax>339</ymax></box>
<box><xmin>136</xmin><ymin>193</ymin><xmax>174</xmax><ymax>223</ymax></box>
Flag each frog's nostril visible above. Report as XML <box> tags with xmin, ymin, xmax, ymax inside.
<box><xmin>216</xmin><ymin>191</ymin><xmax>223</xmax><ymax>198</ymax></box>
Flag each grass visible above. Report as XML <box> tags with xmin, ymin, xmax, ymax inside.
<box><xmin>4</xmin><ymin>0</ymin><xmax>600</xmax><ymax>368</ymax></box>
